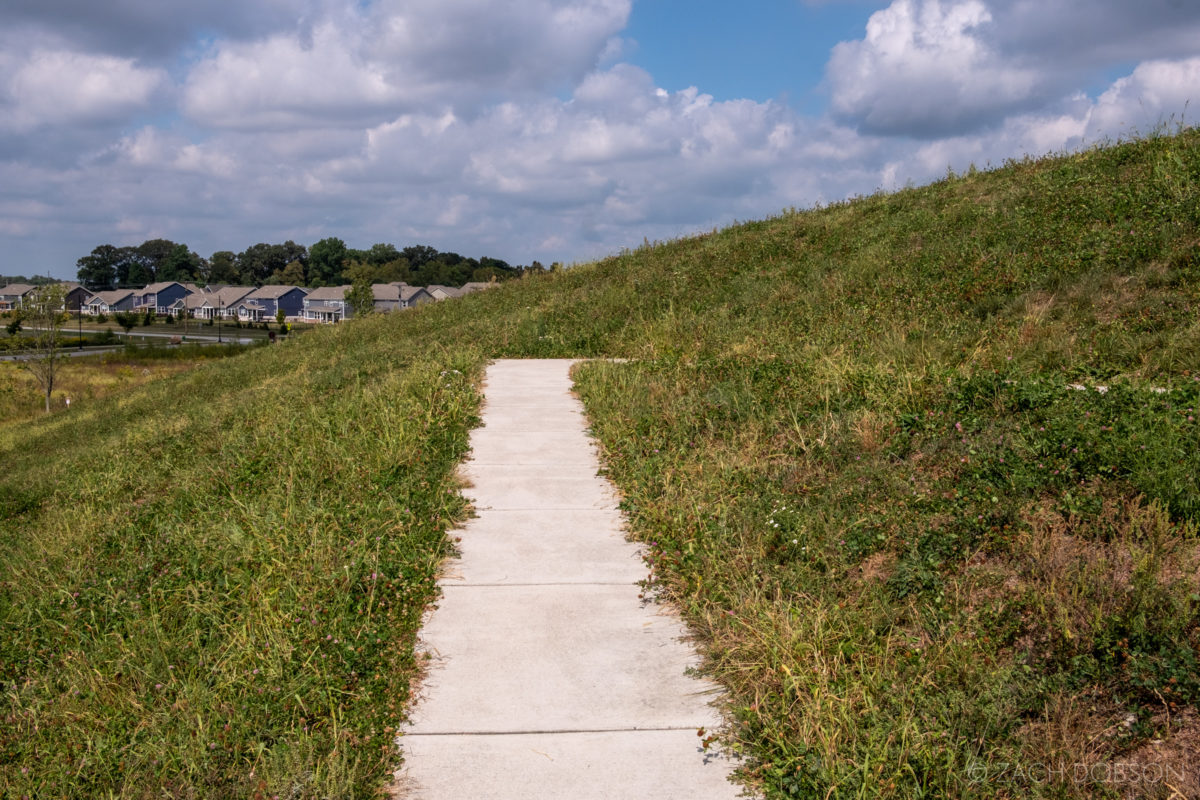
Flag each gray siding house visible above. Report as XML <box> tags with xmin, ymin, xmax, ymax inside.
<box><xmin>0</xmin><ymin>283</ymin><xmax>37</xmax><ymax>312</ymax></box>
<box><xmin>85</xmin><ymin>290</ymin><xmax>136</xmax><ymax>315</ymax></box>
<box><xmin>302</xmin><ymin>286</ymin><xmax>350</xmax><ymax>323</ymax></box>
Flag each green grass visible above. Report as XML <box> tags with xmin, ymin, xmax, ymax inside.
<box><xmin>3</xmin><ymin>128</ymin><xmax>1200</xmax><ymax>797</ymax></box>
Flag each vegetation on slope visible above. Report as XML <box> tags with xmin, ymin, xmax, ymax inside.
<box><xmin>3</xmin><ymin>127</ymin><xmax>1198</xmax><ymax>798</ymax></box>
<box><xmin>1</xmin><ymin>325</ymin><xmax>481</xmax><ymax>797</ymax></box>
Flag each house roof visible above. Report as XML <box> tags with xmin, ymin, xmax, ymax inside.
<box><xmin>215</xmin><ymin>286</ymin><xmax>254</xmax><ymax>306</ymax></box>
<box><xmin>89</xmin><ymin>289</ymin><xmax>134</xmax><ymax>305</ymax></box>
<box><xmin>305</xmin><ymin>285</ymin><xmax>350</xmax><ymax>301</ymax></box>
<box><xmin>399</xmin><ymin>285</ymin><xmax>431</xmax><ymax>302</ymax></box>
<box><xmin>0</xmin><ymin>283</ymin><xmax>37</xmax><ymax>297</ymax></box>
<box><xmin>425</xmin><ymin>285</ymin><xmax>462</xmax><ymax>299</ymax></box>
<box><xmin>247</xmin><ymin>284</ymin><xmax>306</xmax><ymax>300</ymax></box>
<box><xmin>371</xmin><ymin>284</ymin><xmax>401</xmax><ymax>302</ymax></box>
<box><xmin>139</xmin><ymin>281</ymin><xmax>187</xmax><ymax>295</ymax></box>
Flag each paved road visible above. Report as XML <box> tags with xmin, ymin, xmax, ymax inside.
<box><xmin>0</xmin><ymin>347</ymin><xmax>123</xmax><ymax>362</ymax></box>
<box><xmin>22</xmin><ymin>325</ymin><xmax>257</xmax><ymax>344</ymax></box>
<box><xmin>0</xmin><ymin>339</ymin><xmax>254</xmax><ymax>362</ymax></box>
<box><xmin>395</xmin><ymin>359</ymin><xmax>745</xmax><ymax>799</ymax></box>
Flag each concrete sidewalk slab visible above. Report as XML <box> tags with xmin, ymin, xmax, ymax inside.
<box><xmin>463</xmin><ymin>464</ymin><xmax>618</xmax><ymax>511</ymax></box>
<box><xmin>396</xmin><ymin>359</ymin><xmax>745</xmax><ymax>799</ymax></box>
<box><xmin>405</xmin><ymin>584</ymin><xmax>723</xmax><ymax>733</ymax></box>
<box><xmin>472</xmin><ymin>404</ymin><xmax>589</xmax><ymax>432</ymax></box>
<box><xmin>399</xmin><ymin>730</ymin><xmax>738</xmax><ymax>800</ymax></box>
<box><xmin>466</xmin><ymin>429</ymin><xmax>600</xmax><ymax>466</ymax></box>
<box><xmin>446</xmin><ymin>509</ymin><xmax>642</xmax><ymax>586</ymax></box>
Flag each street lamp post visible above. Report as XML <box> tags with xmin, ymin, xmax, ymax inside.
<box><xmin>77</xmin><ymin>294</ymin><xmax>83</xmax><ymax>350</ymax></box>
<box><xmin>218</xmin><ymin>298</ymin><xmax>223</xmax><ymax>344</ymax></box>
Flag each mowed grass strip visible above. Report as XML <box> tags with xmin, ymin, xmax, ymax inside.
<box><xmin>1</xmin><ymin>317</ymin><xmax>484</xmax><ymax>798</ymax></box>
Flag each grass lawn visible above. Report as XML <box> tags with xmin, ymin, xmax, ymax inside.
<box><xmin>3</xmin><ymin>128</ymin><xmax>1199</xmax><ymax>798</ymax></box>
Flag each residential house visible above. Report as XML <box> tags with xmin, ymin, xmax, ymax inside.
<box><xmin>171</xmin><ymin>286</ymin><xmax>254</xmax><ymax>320</ymax></box>
<box><xmin>84</xmin><ymin>289</ymin><xmax>136</xmax><ymax>316</ymax></box>
<box><xmin>133</xmin><ymin>282</ymin><xmax>193</xmax><ymax>315</ymax></box>
<box><xmin>423</xmin><ymin>285</ymin><xmax>463</xmax><ymax>301</ymax></box>
<box><xmin>459</xmin><ymin>281</ymin><xmax>500</xmax><ymax>295</ymax></box>
<box><xmin>368</xmin><ymin>283</ymin><xmax>402</xmax><ymax>313</ymax></box>
<box><xmin>59</xmin><ymin>283</ymin><xmax>92</xmax><ymax>312</ymax></box>
<box><xmin>390</xmin><ymin>283</ymin><xmax>436</xmax><ymax>308</ymax></box>
<box><xmin>302</xmin><ymin>285</ymin><xmax>351</xmax><ymax>323</ymax></box>
<box><xmin>0</xmin><ymin>283</ymin><xmax>37</xmax><ymax>312</ymax></box>
<box><xmin>231</xmin><ymin>285</ymin><xmax>308</xmax><ymax>322</ymax></box>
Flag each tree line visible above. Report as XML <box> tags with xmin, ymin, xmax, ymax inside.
<box><xmin>75</xmin><ymin>238</ymin><xmax>551</xmax><ymax>291</ymax></box>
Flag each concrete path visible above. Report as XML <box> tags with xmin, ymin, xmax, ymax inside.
<box><xmin>396</xmin><ymin>359</ymin><xmax>745</xmax><ymax>799</ymax></box>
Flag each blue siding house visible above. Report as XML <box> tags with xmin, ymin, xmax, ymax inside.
<box><xmin>133</xmin><ymin>282</ymin><xmax>193</xmax><ymax>314</ymax></box>
<box><xmin>234</xmin><ymin>285</ymin><xmax>308</xmax><ymax>321</ymax></box>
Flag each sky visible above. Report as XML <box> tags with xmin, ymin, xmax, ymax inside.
<box><xmin>2</xmin><ymin>0</ymin><xmax>1199</xmax><ymax>280</ymax></box>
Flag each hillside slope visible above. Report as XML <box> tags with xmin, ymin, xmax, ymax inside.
<box><xmin>3</xmin><ymin>128</ymin><xmax>1199</xmax><ymax>798</ymax></box>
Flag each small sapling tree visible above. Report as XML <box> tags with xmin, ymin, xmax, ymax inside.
<box><xmin>19</xmin><ymin>283</ymin><xmax>67</xmax><ymax>413</ymax></box>
<box><xmin>345</xmin><ymin>280</ymin><xmax>375</xmax><ymax>319</ymax></box>
<box><xmin>114</xmin><ymin>311</ymin><xmax>137</xmax><ymax>338</ymax></box>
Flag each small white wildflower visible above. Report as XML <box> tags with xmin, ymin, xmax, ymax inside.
<box><xmin>1095</xmin><ymin>385</ymin><xmax>1108</xmax><ymax>394</ymax></box>
<box><xmin>792</xmin><ymin>539</ymin><xmax>798</xmax><ymax>544</ymax></box>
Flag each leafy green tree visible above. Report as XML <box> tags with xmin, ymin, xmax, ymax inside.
<box><xmin>18</xmin><ymin>284</ymin><xmax>67</xmax><ymax>413</ymax></box>
<box><xmin>308</xmin><ymin>237</ymin><xmax>348</xmax><ymax>286</ymax></box>
<box><xmin>114</xmin><ymin>312</ymin><xmax>137</xmax><ymax>336</ymax></box>
<box><xmin>343</xmin><ymin>258</ymin><xmax>410</xmax><ymax>285</ymax></box>
<box><xmin>208</xmin><ymin>251</ymin><xmax>240</xmax><ymax>284</ymax></box>
<box><xmin>237</xmin><ymin>242</ymin><xmax>306</xmax><ymax>286</ymax></box>
<box><xmin>76</xmin><ymin>244</ymin><xmax>121</xmax><ymax>290</ymax></box>
<box><xmin>267</xmin><ymin>259</ymin><xmax>306</xmax><ymax>287</ymax></box>
<box><xmin>402</xmin><ymin>245</ymin><xmax>438</xmax><ymax>268</ymax></box>
<box><xmin>159</xmin><ymin>243</ymin><xmax>202</xmax><ymax>282</ymax></box>
<box><xmin>345</xmin><ymin>280</ymin><xmax>375</xmax><ymax>318</ymax></box>
<box><xmin>365</xmin><ymin>243</ymin><xmax>401</xmax><ymax>266</ymax></box>
<box><xmin>5</xmin><ymin>312</ymin><xmax>22</xmax><ymax>336</ymax></box>
<box><xmin>275</xmin><ymin>307</ymin><xmax>286</xmax><ymax>327</ymax></box>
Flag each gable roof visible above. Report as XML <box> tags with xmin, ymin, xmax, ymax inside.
<box><xmin>139</xmin><ymin>281</ymin><xmax>188</xmax><ymax>295</ymax></box>
<box><xmin>305</xmin><ymin>285</ymin><xmax>350</xmax><ymax>301</ymax></box>
<box><xmin>247</xmin><ymin>284</ymin><xmax>306</xmax><ymax>300</ymax></box>
<box><xmin>89</xmin><ymin>289</ymin><xmax>134</xmax><ymax>305</ymax></box>
<box><xmin>399</xmin><ymin>285</ymin><xmax>431</xmax><ymax>302</ymax></box>
<box><xmin>425</xmin><ymin>284</ymin><xmax>462</xmax><ymax>299</ymax></box>
<box><xmin>0</xmin><ymin>283</ymin><xmax>37</xmax><ymax>297</ymax></box>
<box><xmin>371</xmin><ymin>284</ymin><xmax>401</xmax><ymax>302</ymax></box>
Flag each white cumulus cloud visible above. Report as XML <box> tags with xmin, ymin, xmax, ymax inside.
<box><xmin>1</xmin><ymin>48</ymin><xmax>166</xmax><ymax>132</ymax></box>
<box><xmin>828</xmin><ymin>0</ymin><xmax>1040</xmax><ymax>136</ymax></box>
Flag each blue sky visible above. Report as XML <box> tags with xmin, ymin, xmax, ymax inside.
<box><xmin>1</xmin><ymin>0</ymin><xmax>1199</xmax><ymax>280</ymax></box>
<box><xmin>624</xmin><ymin>1</ymin><xmax>875</xmax><ymax>111</ymax></box>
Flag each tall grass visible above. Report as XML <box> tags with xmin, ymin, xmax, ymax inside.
<box><xmin>2</xmin><ymin>322</ymin><xmax>482</xmax><ymax>797</ymax></box>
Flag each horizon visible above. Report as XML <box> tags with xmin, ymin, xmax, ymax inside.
<box><xmin>2</xmin><ymin>0</ymin><xmax>1199</xmax><ymax>280</ymax></box>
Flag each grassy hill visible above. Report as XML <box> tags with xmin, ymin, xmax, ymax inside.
<box><xmin>3</xmin><ymin>128</ymin><xmax>1199</xmax><ymax>798</ymax></box>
